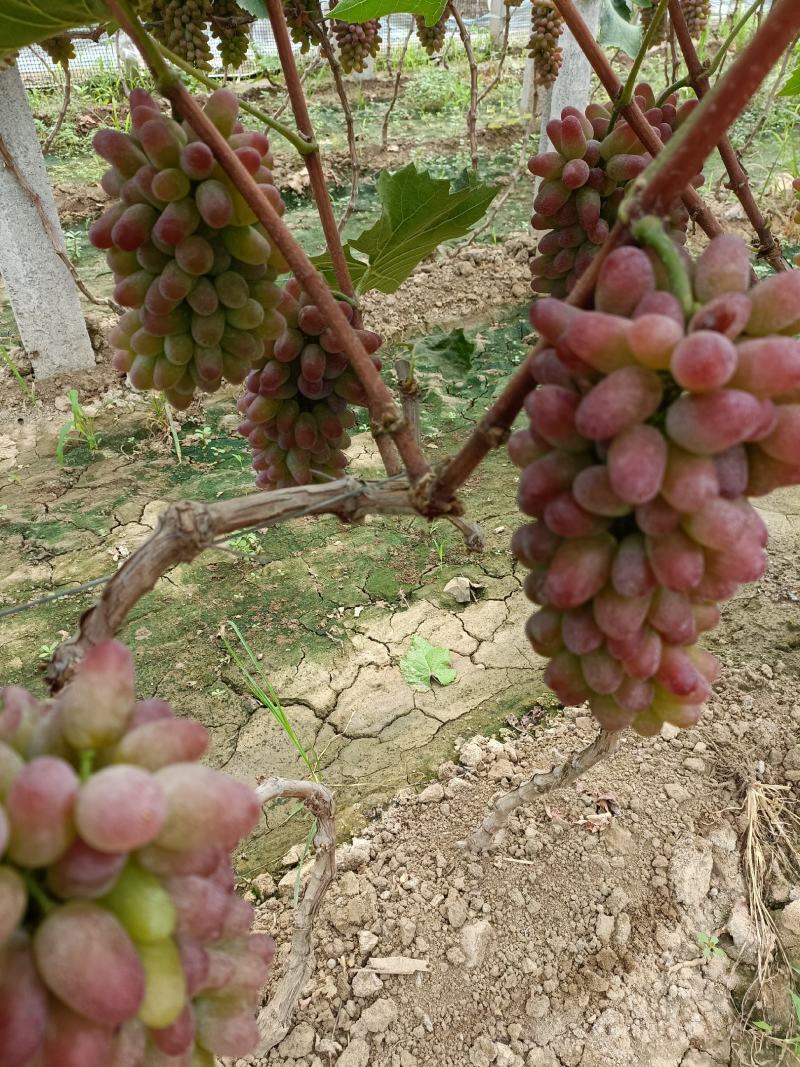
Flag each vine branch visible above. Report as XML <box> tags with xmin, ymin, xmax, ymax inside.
<box><xmin>477</xmin><ymin>4</ymin><xmax>511</xmax><ymax>107</ymax></box>
<box><xmin>667</xmin><ymin>0</ymin><xmax>788</xmax><ymax>271</ymax></box>
<box><xmin>311</xmin><ymin>20</ymin><xmax>360</xmax><ymax>231</ymax></box>
<box><xmin>449</xmin><ymin>1</ymin><xmax>479</xmax><ymax>173</ymax></box>
<box><xmin>255</xmin><ymin>777</ymin><xmax>336</xmax><ymax>1052</ymax></box>
<box><xmin>466</xmin><ymin>729</ymin><xmax>622</xmax><ymax>852</ymax></box>
<box><xmin>382</xmin><ymin>24</ymin><xmax>412</xmax><ymax>150</ymax></box>
<box><xmin>42</xmin><ymin>60</ymin><xmax>71</xmax><ymax>155</ymax></box>
<box><xmin>609</xmin><ymin>0</ymin><xmax>670</xmax><ymax>128</ymax></box>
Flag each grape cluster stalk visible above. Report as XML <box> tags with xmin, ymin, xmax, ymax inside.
<box><xmin>329</xmin><ymin>2</ymin><xmax>382</xmax><ymax>74</ymax></box>
<box><xmin>236</xmin><ymin>280</ymin><xmax>382</xmax><ymax>490</ymax></box>
<box><xmin>527</xmin><ymin>0</ymin><xmax>564</xmax><ymax>88</ymax></box>
<box><xmin>513</xmin><ymin>232</ymin><xmax>800</xmax><ymax>736</ymax></box>
<box><xmin>527</xmin><ymin>83</ymin><xmax>702</xmax><ymax>299</ymax></box>
<box><xmin>414</xmin><ymin>14</ymin><xmax>447</xmax><ymax>55</ymax></box>
<box><xmin>89</xmin><ymin>88</ymin><xmax>289</xmax><ymax>409</ymax></box>
<box><xmin>0</xmin><ymin>640</ymin><xmax>273</xmax><ymax>1065</ymax></box>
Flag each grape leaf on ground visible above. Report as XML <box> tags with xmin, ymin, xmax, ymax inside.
<box><xmin>399</xmin><ymin>637</ymin><xmax>457</xmax><ymax>689</ymax></box>
<box><xmin>597</xmin><ymin>0</ymin><xmax>642</xmax><ymax>58</ymax></box>
<box><xmin>0</xmin><ymin>0</ymin><xmax>108</xmax><ymax>51</ymax></box>
<box><xmin>411</xmin><ymin>328</ymin><xmax>476</xmax><ymax>375</ymax></box>
<box><xmin>311</xmin><ymin>164</ymin><xmax>498</xmax><ymax>295</ymax></box>
<box><xmin>319</xmin><ymin>0</ymin><xmax>446</xmax><ymax>25</ymax></box>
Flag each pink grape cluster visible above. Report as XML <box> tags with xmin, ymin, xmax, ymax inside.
<box><xmin>414</xmin><ymin>14</ymin><xmax>447</xmax><ymax>55</ymax></box>
<box><xmin>681</xmin><ymin>0</ymin><xmax>710</xmax><ymax>37</ymax></box>
<box><xmin>512</xmin><ymin>234</ymin><xmax>800</xmax><ymax>736</ymax></box>
<box><xmin>527</xmin><ymin>0</ymin><xmax>564</xmax><ymax>89</ymax></box>
<box><xmin>0</xmin><ymin>641</ymin><xmax>272</xmax><ymax>1066</ymax></box>
<box><xmin>236</xmin><ymin>278</ymin><xmax>382</xmax><ymax>490</ymax></box>
<box><xmin>527</xmin><ymin>83</ymin><xmax>700</xmax><ymax>299</ymax></box>
<box><xmin>90</xmin><ymin>87</ymin><xmax>287</xmax><ymax>410</ymax></box>
<box><xmin>329</xmin><ymin>5</ymin><xmax>382</xmax><ymax>74</ymax></box>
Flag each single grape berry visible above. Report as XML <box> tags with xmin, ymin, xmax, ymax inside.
<box><xmin>0</xmin><ymin>639</ymin><xmax>273</xmax><ymax>1065</ymax></box>
<box><xmin>514</xmin><ymin>231</ymin><xmax>800</xmax><ymax>738</ymax></box>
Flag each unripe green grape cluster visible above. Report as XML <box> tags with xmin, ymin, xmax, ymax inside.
<box><xmin>513</xmin><ymin>233</ymin><xmax>800</xmax><ymax>736</ymax></box>
<box><xmin>237</xmin><ymin>280</ymin><xmax>382</xmax><ymax>490</ymax></box>
<box><xmin>90</xmin><ymin>88</ymin><xmax>288</xmax><ymax>410</ymax></box>
<box><xmin>527</xmin><ymin>83</ymin><xmax>702</xmax><ymax>299</ymax></box>
<box><xmin>329</xmin><ymin>4</ymin><xmax>382</xmax><ymax>74</ymax></box>
<box><xmin>139</xmin><ymin>0</ymin><xmax>215</xmax><ymax>70</ymax></box>
<box><xmin>527</xmin><ymin>0</ymin><xmax>564</xmax><ymax>89</ymax></box>
<box><xmin>0</xmin><ymin>640</ymin><xmax>273</xmax><ymax>1066</ymax></box>
<box><xmin>210</xmin><ymin>0</ymin><xmax>252</xmax><ymax>69</ymax></box>
<box><xmin>282</xmin><ymin>0</ymin><xmax>324</xmax><ymax>53</ymax></box>
<box><xmin>414</xmin><ymin>14</ymin><xmax>447</xmax><ymax>56</ymax></box>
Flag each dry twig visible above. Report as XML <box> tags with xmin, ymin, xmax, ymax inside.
<box><xmin>43</xmin><ymin>62</ymin><xmax>72</xmax><ymax>155</ymax></box>
<box><xmin>382</xmin><ymin>25</ymin><xmax>413</xmax><ymax>151</ymax></box>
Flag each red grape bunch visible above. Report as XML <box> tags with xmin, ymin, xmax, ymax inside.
<box><xmin>90</xmin><ymin>87</ymin><xmax>288</xmax><ymax>410</ymax></box>
<box><xmin>681</xmin><ymin>0</ymin><xmax>710</xmax><ymax>38</ymax></box>
<box><xmin>512</xmin><ymin>233</ymin><xmax>800</xmax><ymax>736</ymax></box>
<box><xmin>236</xmin><ymin>279</ymin><xmax>382</xmax><ymax>490</ymax></box>
<box><xmin>329</xmin><ymin>4</ymin><xmax>382</xmax><ymax>74</ymax></box>
<box><xmin>414</xmin><ymin>14</ymin><xmax>447</xmax><ymax>55</ymax></box>
<box><xmin>282</xmin><ymin>0</ymin><xmax>324</xmax><ymax>54</ymax></box>
<box><xmin>527</xmin><ymin>83</ymin><xmax>701</xmax><ymax>299</ymax></box>
<box><xmin>527</xmin><ymin>0</ymin><xmax>564</xmax><ymax>88</ymax></box>
<box><xmin>0</xmin><ymin>640</ymin><xmax>273</xmax><ymax>1065</ymax></box>
<box><xmin>640</xmin><ymin>2</ymin><xmax>668</xmax><ymax>44</ymax></box>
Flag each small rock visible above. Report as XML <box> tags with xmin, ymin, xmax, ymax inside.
<box><xmin>444</xmin><ymin>576</ymin><xmax>475</xmax><ymax>603</ymax></box>
<box><xmin>527</xmin><ymin>1052</ymin><xmax>560</xmax><ymax>1067</ymax></box>
<box><xmin>614</xmin><ymin>914</ymin><xmax>631</xmax><ymax>947</ymax></box>
<box><xmin>360</xmin><ymin>997</ymin><xmax>398</xmax><ymax>1034</ymax></box>
<box><xmin>726</xmin><ymin>897</ymin><xmax>763</xmax><ymax>966</ymax></box>
<box><xmin>358</xmin><ymin>930</ymin><xmax>379</xmax><ymax>956</ymax></box>
<box><xmin>446</xmin><ymin>888</ymin><xmax>468</xmax><ymax>930</ymax></box>
<box><xmin>469</xmin><ymin>1036</ymin><xmax>497</xmax><ymax>1067</ymax></box>
<box><xmin>605</xmin><ymin>887</ymin><xmax>630</xmax><ymax>915</ymax></box>
<box><xmin>400</xmin><ymin>1052</ymin><xmax>418</xmax><ymax>1067</ymax></box>
<box><xmin>596</xmin><ymin>914</ymin><xmax>615</xmax><ymax>945</ymax></box>
<box><xmin>489</xmin><ymin>758</ymin><xmax>516</xmax><ymax>782</ymax></box>
<box><xmin>398</xmin><ymin>917</ymin><xmax>417</xmax><ymax>947</ymax></box>
<box><xmin>282</xmin><ymin>843</ymin><xmax>305</xmax><ymax>867</ymax></box>
<box><xmin>278</xmin><ymin>1022</ymin><xmax>315</xmax><ymax>1059</ymax></box>
<box><xmin>251</xmin><ymin>871</ymin><xmax>276</xmax><ymax>898</ymax></box>
<box><xmin>495</xmin><ymin>1042</ymin><xmax>524</xmax><ymax>1067</ymax></box>
<box><xmin>670</xmin><ymin>835</ymin><xmax>713</xmax><ymax>907</ymax></box>
<box><xmin>776</xmin><ymin>899</ymin><xmax>800</xmax><ymax>963</ymax></box>
<box><xmin>419</xmin><ymin>782</ymin><xmax>445</xmax><ymax>803</ymax></box>
<box><xmin>681</xmin><ymin>1053</ymin><xmax>714</xmax><ymax>1067</ymax></box>
<box><xmin>459</xmin><ymin>742</ymin><xmax>483</xmax><ymax>768</ymax></box>
<box><xmin>352</xmin><ymin>969</ymin><xmax>384</xmax><ymax>999</ymax></box>
<box><xmin>664</xmin><ymin>783</ymin><xmax>691</xmax><ymax>802</ymax></box>
<box><xmin>337</xmin><ymin>1038</ymin><xmax>370</xmax><ymax>1067</ymax></box>
<box><xmin>684</xmin><ymin>757</ymin><xmax>706</xmax><ymax>773</ymax></box>
<box><xmin>604</xmin><ymin>823</ymin><xmax>634</xmax><ymax>855</ymax></box>
<box><xmin>460</xmin><ymin>919</ymin><xmax>493</xmax><ymax>969</ymax></box>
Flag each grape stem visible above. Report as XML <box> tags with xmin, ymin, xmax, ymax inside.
<box><xmin>79</xmin><ymin>748</ymin><xmax>95</xmax><ymax>781</ymax></box>
<box><xmin>630</xmin><ymin>215</ymin><xmax>694</xmax><ymax>316</ymax></box>
<box><xmin>449</xmin><ymin>1</ymin><xmax>479</xmax><ymax>174</ymax></box>
<box><xmin>608</xmin><ymin>0</ymin><xmax>671</xmax><ymax>131</ymax></box>
<box><xmin>465</xmin><ymin>729</ymin><xmax>623</xmax><ymax>853</ymax></box>
<box><xmin>21</xmin><ymin>870</ymin><xmax>56</xmax><ymax>916</ymax></box>
<box><xmin>667</xmin><ymin>0</ymin><xmax>789</xmax><ymax>272</ymax></box>
<box><xmin>151</xmin><ymin>38</ymin><xmax>317</xmax><ymax>157</ymax></box>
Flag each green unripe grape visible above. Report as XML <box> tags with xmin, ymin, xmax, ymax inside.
<box><xmin>135</xmin><ymin>937</ymin><xmax>187</xmax><ymax>1029</ymax></box>
<box><xmin>102</xmin><ymin>862</ymin><xmax>176</xmax><ymax>944</ymax></box>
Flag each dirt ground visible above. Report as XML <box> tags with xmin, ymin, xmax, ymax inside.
<box><xmin>2</xmin><ymin>63</ymin><xmax>800</xmax><ymax>1067</ymax></box>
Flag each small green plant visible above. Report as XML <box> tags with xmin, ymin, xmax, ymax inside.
<box><xmin>37</xmin><ymin>641</ymin><xmax>59</xmax><ymax>661</ymax></box>
<box><xmin>430</xmin><ymin>522</ymin><xmax>446</xmax><ymax>567</ymax></box>
<box><xmin>697</xmin><ymin>931</ymin><xmax>725</xmax><ymax>960</ymax></box>
<box><xmin>63</xmin><ymin>228</ymin><xmax>84</xmax><ymax>261</ymax></box>
<box><xmin>0</xmin><ymin>346</ymin><xmax>35</xmax><ymax>403</ymax></box>
<box><xmin>227</xmin><ymin>532</ymin><xmax>263</xmax><ymax>554</ymax></box>
<box><xmin>149</xmin><ymin>393</ymin><xmax>183</xmax><ymax>463</ymax></box>
<box><xmin>56</xmin><ymin>389</ymin><xmax>100</xmax><ymax>464</ymax></box>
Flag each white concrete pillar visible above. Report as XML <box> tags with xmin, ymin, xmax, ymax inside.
<box><xmin>520</xmin><ymin>57</ymin><xmax>536</xmax><ymax>115</ymax></box>
<box><xmin>489</xmin><ymin>0</ymin><xmax>505</xmax><ymax>46</ymax></box>
<box><xmin>537</xmin><ymin>0</ymin><xmax>602</xmax><ymax>150</ymax></box>
<box><xmin>0</xmin><ymin>65</ymin><xmax>95</xmax><ymax>379</ymax></box>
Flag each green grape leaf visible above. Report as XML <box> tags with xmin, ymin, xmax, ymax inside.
<box><xmin>345</xmin><ymin>163</ymin><xmax>497</xmax><ymax>295</ymax></box>
<box><xmin>597</xmin><ymin>0</ymin><xmax>642</xmax><ymax>57</ymax></box>
<box><xmin>779</xmin><ymin>61</ymin><xmax>800</xmax><ymax>97</ymax></box>
<box><xmin>0</xmin><ymin>0</ymin><xmax>109</xmax><ymax>51</ymax></box>
<box><xmin>237</xmin><ymin>0</ymin><xmax>268</xmax><ymax>17</ymax></box>
<box><xmin>399</xmin><ymin>636</ymin><xmax>457</xmax><ymax>690</ymax></box>
<box><xmin>321</xmin><ymin>0</ymin><xmax>446</xmax><ymax>27</ymax></box>
<box><xmin>308</xmin><ymin>245</ymin><xmax>370</xmax><ymax>291</ymax></box>
<box><xmin>411</xmin><ymin>328</ymin><xmax>476</xmax><ymax>374</ymax></box>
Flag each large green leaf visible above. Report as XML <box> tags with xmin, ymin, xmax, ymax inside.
<box><xmin>411</xmin><ymin>328</ymin><xmax>476</xmax><ymax>375</ymax></box>
<box><xmin>399</xmin><ymin>636</ymin><xmax>456</xmax><ymax>689</ymax></box>
<box><xmin>0</xmin><ymin>0</ymin><xmax>108</xmax><ymax>51</ymax></box>
<box><xmin>779</xmin><ymin>61</ymin><xmax>800</xmax><ymax>97</ymax></box>
<box><xmin>309</xmin><ymin>245</ymin><xmax>369</xmax><ymax>291</ymax></box>
<box><xmin>321</xmin><ymin>0</ymin><xmax>446</xmax><ymax>26</ymax></box>
<box><xmin>597</xmin><ymin>0</ymin><xmax>641</xmax><ymax>57</ymax></box>
<box><xmin>237</xmin><ymin>0</ymin><xmax>268</xmax><ymax>17</ymax></box>
<box><xmin>344</xmin><ymin>163</ymin><xmax>497</xmax><ymax>294</ymax></box>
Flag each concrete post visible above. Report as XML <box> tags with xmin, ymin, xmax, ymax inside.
<box><xmin>489</xmin><ymin>0</ymin><xmax>505</xmax><ymax>46</ymax></box>
<box><xmin>520</xmin><ymin>57</ymin><xmax>536</xmax><ymax>116</ymax></box>
<box><xmin>537</xmin><ymin>0</ymin><xmax>602</xmax><ymax>150</ymax></box>
<box><xmin>0</xmin><ymin>65</ymin><xmax>95</xmax><ymax>379</ymax></box>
